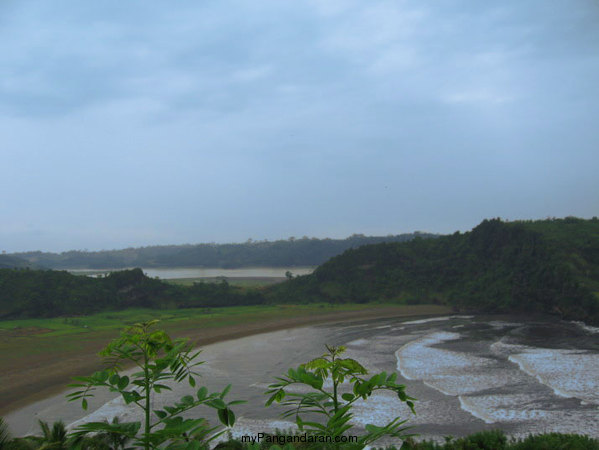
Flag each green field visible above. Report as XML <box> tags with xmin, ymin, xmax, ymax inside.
<box><xmin>0</xmin><ymin>303</ymin><xmax>375</xmax><ymax>339</ymax></box>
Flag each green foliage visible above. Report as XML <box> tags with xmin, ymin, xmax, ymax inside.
<box><xmin>0</xmin><ymin>418</ymin><xmax>11</xmax><ymax>449</ymax></box>
<box><xmin>511</xmin><ymin>432</ymin><xmax>599</xmax><ymax>450</ymax></box>
<box><xmin>265</xmin><ymin>345</ymin><xmax>415</xmax><ymax>447</ymax></box>
<box><xmin>3</xmin><ymin>217</ymin><xmax>599</xmax><ymax>324</ymax></box>
<box><xmin>269</xmin><ymin>218</ymin><xmax>599</xmax><ymax>325</ymax></box>
<box><xmin>29</xmin><ymin>421</ymin><xmax>69</xmax><ymax>450</ymax></box>
<box><xmin>67</xmin><ymin>320</ymin><xmax>243</xmax><ymax>449</ymax></box>
<box><xmin>399</xmin><ymin>430</ymin><xmax>599</xmax><ymax>450</ymax></box>
<box><xmin>0</xmin><ymin>269</ymin><xmax>266</xmax><ymax>319</ymax></box>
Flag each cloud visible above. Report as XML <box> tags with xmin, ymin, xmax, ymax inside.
<box><xmin>1</xmin><ymin>0</ymin><xmax>599</xmax><ymax>250</ymax></box>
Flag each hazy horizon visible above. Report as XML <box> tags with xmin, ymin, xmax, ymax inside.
<box><xmin>2</xmin><ymin>0</ymin><xmax>598</xmax><ymax>253</ymax></box>
<box><xmin>5</xmin><ymin>215</ymin><xmax>595</xmax><ymax>254</ymax></box>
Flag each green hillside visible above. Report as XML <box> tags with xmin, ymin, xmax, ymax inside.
<box><xmin>269</xmin><ymin>218</ymin><xmax>599</xmax><ymax>324</ymax></box>
<box><xmin>0</xmin><ymin>254</ymin><xmax>34</xmax><ymax>269</ymax></box>
<box><xmin>2</xmin><ymin>218</ymin><xmax>598</xmax><ymax>323</ymax></box>
<box><xmin>0</xmin><ymin>268</ymin><xmax>263</xmax><ymax>319</ymax></box>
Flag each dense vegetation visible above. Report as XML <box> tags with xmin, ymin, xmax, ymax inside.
<box><xmin>2</xmin><ymin>218</ymin><xmax>598</xmax><ymax>324</ymax></box>
<box><xmin>269</xmin><ymin>217</ymin><xmax>599</xmax><ymax>324</ymax></box>
<box><xmin>9</xmin><ymin>233</ymin><xmax>435</xmax><ymax>269</ymax></box>
<box><xmin>0</xmin><ymin>254</ymin><xmax>32</xmax><ymax>269</ymax></box>
<box><xmin>0</xmin><ymin>269</ymin><xmax>263</xmax><ymax>319</ymax></box>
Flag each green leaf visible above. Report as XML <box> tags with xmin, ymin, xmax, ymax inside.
<box><xmin>82</xmin><ymin>398</ymin><xmax>88</xmax><ymax>410</ymax></box>
<box><xmin>220</xmin><ymin>383</ymin><xmax>232</xmax><ymax>398</ymax></box>
<box><xmin>96</xmin><ymin>371</ymin><xmax>109</xmax><ymax>382</ymax></box>
<box><xmin>197</xmin><ymin>386</ymin><xmax>207</xmax><ymax>400</ymax></box>
<box><xmin>209</xmin><ymin>398</ymin><xmax>227</xmax><ymax>409</ymax></box>
<box><xmin>226</xmin><ymin>408</ymin><xmax>236</xmax><ymax>426</ymax></box>
<box><xmin>217</xmin><ymin>408</ymin><xmax>229</xmax><ymax>426</ymax></box>
<box><xmin>117</xmin><ymin>375</ymin><xmax>129</xmax><ymax>390</ymax></box>
<box><xmin>188</xmin><ymin>376</ymin><xmax>196</xmax><ymax>387</ymax></box>
<box><xmin>341</xmin><ymin>393</ymin><xmax>355</xmax><ymax>402</ymax></box>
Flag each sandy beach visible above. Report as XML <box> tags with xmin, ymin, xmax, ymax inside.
<box><xmin>2</xmin><ymin>304</ymin><xmax>451</xmax><ymax>436</ymax></box>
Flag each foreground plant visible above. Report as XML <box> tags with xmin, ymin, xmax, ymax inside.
<box><xmin>67</xmin><ymin>320</ymin><xmax>243</xmax><ymax>450</ymax></box>
<box><xmin>265</xmin><ymin>345</ymin><xmax>416</xmax><ymax>448</ymax></box>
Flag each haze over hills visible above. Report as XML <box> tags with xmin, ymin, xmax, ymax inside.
<box><xmin>9</xmin><ymin>233</ymin><xmax>436</xmax><ymax>269</ymax></box>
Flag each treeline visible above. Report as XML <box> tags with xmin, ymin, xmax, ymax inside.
<box><xmin>0</xmin><ymin>254</ymin><xmax>33</xmax><ymax>269</ymax></box>
<box><xmin>0</xmin><ymin>269</ymin><xmax>264</xmax><ymax>319</ymax></box>
<box><xmin>2</xmin><ymin>218</ymin><xmax>599</xmax><ymax>324</ymax></box>
<box><xmin>10</xmin><ymin>233</ymin><xmax>435</xmax><ymax>269</ymax></box>
<box><xmin>268</xmin><ymin>217</ymin><xmax>599</xmax><ymax>324</ymax></box>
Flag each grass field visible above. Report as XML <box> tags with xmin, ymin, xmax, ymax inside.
<box><xmin>0</xmin><ymin>303</ymin><xmax>370</xmax><ymax>339</ymax></box>
<box><xmin>0</xmin><ymin>303</ymin><xmax>451</xmax><ymax>415</ymax></box>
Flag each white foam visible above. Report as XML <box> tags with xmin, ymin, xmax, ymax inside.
<box><xmin>571</xmin><ymin>320</ymin><xmax>599</xmax><ymax>334</ymax></box>
<box><xmin>347</xmin><ymin>338</ymin><xmax>370</xmax><ymax>346</ymax></box>
<box><xmin>458</xmin><ymin>394</ymin><xmax>549</xmax><ymax>424</ymax></box>
<box><xmin>508</xmin><ymin>349</ymin><xmax>599</xmax><ymax>404</ymax></box>
<box><xmin>395</xmin><ymin>332</ymin><xmax>513</xmax><ymax>396</ymax></box>
<box><xmin>402</xmin><ymin>315</ymin><xmax>473</xmax><ymax>325</ymax></box>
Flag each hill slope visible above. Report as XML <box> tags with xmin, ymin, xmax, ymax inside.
<box><xmin>10</xmin><ymin>233</ymin><xmax>436</xmax><ymax>269</ymax></box>
<box><xmin>0</xmin><ymin>254</ymin><xmax>34</xmax><ymax>269</ymax></box>
<box><xmin>269</xmin><ymin>218</ymin><xmax>599</xmax><ymax>324</ymax></box>
<box><xmin>0</xmin><ymin>268</ymin><xmax>263</xmax><ymax>319</ymax></box>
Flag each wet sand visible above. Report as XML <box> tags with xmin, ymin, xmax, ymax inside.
<box><xmin>2</xmin><ymin>305</ymin><xmax>450</xmax><ymax>436</ymax></box>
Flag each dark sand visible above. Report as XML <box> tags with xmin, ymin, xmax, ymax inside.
<box><xmin>2</xmin><ymin>305</ymin><xmax>451</xmax><ymax>436</ymax></box>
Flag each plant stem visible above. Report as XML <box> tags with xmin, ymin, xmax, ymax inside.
<box><xmin>144</xmin><ymin>350</ymin><xmax>150</xmax><ymax>450</ymax></box>
<box><xmin>331</xmin><ymin>353</ymin><xmax>338</xmax><ymax>414</ymax></box>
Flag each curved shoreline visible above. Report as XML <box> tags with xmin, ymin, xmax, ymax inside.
<box><xmin>0</xmin><ymin>304</ymin><xmax>451</xmax><ymax>417</ymax></box>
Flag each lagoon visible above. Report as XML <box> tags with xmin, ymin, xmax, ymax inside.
<box><xmin>68</xmin><ymin>266</ymin><xmax>316</xmax><ymax>279</ymax></box>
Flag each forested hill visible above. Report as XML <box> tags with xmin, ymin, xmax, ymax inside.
<box><xmin>10</xmin><ymin>233</ymin><xmax>435</xmax><ymax>269</ymax></box>
<box><xmin>269</xmin><ymin>217</ymin><xmax>599</xmax><ymax>324</ymax></box>
<box><xmin>3</xmin><ymin>218</ymin><xmax>598</xmax><ymax>323</ymax></box>
<box><xmin>0</xmin><ymin>268</ymin><xmax>264</xmax><ymax>319</ymax></box>
<box><xmin>0</xmin><ymin>254</ymin><xmax>33</xmax><ymax>269</ymax></box>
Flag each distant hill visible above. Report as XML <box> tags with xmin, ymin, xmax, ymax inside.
<box><xmin>0</xmin><ymin>254</ymin><xmax>35</xmax><ymax>269</ymax></box>
<box><xmin>269</xmin><ymin>217</ymin><xmax>599</xmax><ymax>324</ymax></box>
<box><xmin>10</xmin><ymin>233</ymin><xmax>437</xmax><ymax>269</ymax></box>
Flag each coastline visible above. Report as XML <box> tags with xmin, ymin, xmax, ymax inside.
<box><xmin>0</xmin><ymin>304</ymin><xmax>451</xmax><ymax>418</ymax></box>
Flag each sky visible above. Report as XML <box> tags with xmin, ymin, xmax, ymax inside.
<box><xmin>1</xmin><ymin>0</ymin><xmax>598</xmax><ymax>252</ymax></box>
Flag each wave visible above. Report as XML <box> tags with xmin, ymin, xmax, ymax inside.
<box><xmin>401</xmin><ymin>315</ymin><xmax>473</xmax><ymax>326</ymax></box>
<box><xmin>570</xmin><ymin>320</ymin><xmax>599</xmax><ymax>334</ymax></box>
<box><xmin>395</xmin><ymin>331</ymin><xmax>513</xmax><ymax>396</ymax></box>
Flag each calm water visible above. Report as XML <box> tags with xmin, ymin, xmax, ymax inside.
<box><xmin>68</xmin><ymin>266</ymin><xmax>315</xmax><ymax>279</ymax></box>
<box><xmin>8</xmin><ymin>315</ymin><xmax>599</xmax><ymax>442</ymax></box>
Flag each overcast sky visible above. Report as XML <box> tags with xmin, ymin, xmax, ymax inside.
<box><xmin>2</xmin><ymin>0</ymin><xmax>598</xmax><ymax>252</ymax></box>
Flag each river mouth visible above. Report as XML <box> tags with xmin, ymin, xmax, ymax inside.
<box><xmin>6</xmin><ymin>314</ymin><xmax>599</xmax><ymax>443</ymax></box>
